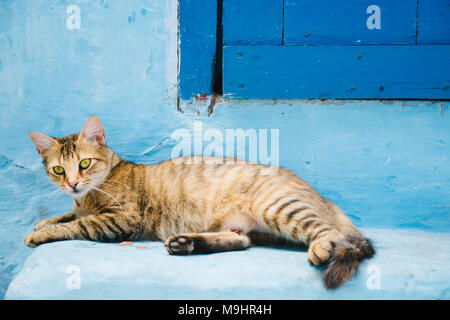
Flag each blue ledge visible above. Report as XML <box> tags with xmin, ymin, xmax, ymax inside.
<box><xmin>6</xmin><ymin>229</ymin><xmax>450</xmax><ymax>300</ymax></box>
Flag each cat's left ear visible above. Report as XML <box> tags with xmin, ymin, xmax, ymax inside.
<box><xmin>78</xmin><ymin>116</ymin><xmax>106</xmax><ymax>146</ymax></box>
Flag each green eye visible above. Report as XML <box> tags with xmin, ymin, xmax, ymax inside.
<box><xmin>53</xmin><ymin>166</ymin><xmax>65</xmax><ymax>175</ymax></box>
<box><xmin>79</xmin><ymin>159</ymin><xmax>91</xmax><ymax>169</ymax></box>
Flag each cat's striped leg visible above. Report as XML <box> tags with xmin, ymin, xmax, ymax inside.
<box><xmin>165</xmin><ymin>231</ymin><xmax>250</xmax><ymax>255</ymax></box>
<box><xmin>259</xmin><ymin>196</ymin><xmax>345</xmax><ymax>265</ymax></box>
<box><xmin>24</xmin><ymin>213</ymin><xmax>142</xmax><ymax>247</ymax></box>
<box><xmin>34</xmin><ymin>211</ymin><xmax>79</xmax><ymax>231</ymax></box>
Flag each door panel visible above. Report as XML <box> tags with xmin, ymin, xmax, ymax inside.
<box><xmin>224</xmin><ymin>45</ymin><xmax>450</xmax><ymax>99</ymax></box>
<box><xmin>418</xmin><ymin>0</ymin><xmax>450</xmax><ymax>44</ymax></box>
<box><xmin>223</xmin><ymin>0</ymin><xmax>283</xmax><ymax>45</ymax></box>
<box><xmin>284</xmin><ymin>0</ymin><xmax>417</xmax><ymax>45</ymax></box>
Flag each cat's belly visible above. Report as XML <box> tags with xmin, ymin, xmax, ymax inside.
<box><xmin>138</xmin><ymin>230</ymin><xmax>161</xmax><ymax>241</ymax></box>
<box><xmin>220</xmin><ymin>212</ymin><xmax>269</xmax><ymax>234</ymax></box>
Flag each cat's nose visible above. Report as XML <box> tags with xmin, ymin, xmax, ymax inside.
<box><xmin>68</xmin><ymin>181</ymin><xmax>79</xmax><ymax>190</ymax></box>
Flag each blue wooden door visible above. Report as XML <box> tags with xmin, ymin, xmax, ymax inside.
<box><xmin>222</xmin><ymin>0</ymin><xmax>450</xmax><ymax>99</ymax></box>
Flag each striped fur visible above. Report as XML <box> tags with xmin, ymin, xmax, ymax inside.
<box><xmin>26</xmin><ymin>116</ymin><xmax>375</xmax><ymax>289</ymax></box>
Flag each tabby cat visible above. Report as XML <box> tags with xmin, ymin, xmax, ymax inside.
<box><xmin>26</xmin><ymin>116</ymin><xmax>374</xmax><ymax>289</ymax></box>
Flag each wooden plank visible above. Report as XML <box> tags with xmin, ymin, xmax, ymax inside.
<box><xmin>284</xmin><ymin>0</ymin><xmax>417</xmax><ymax>45</ymax></box>
<box><xmin>179</xmin><ymin>0</ymin><xmax>217</xmax><ymax>99</ymax></box>
<box><xmin>223</xmin><ymin>0</ymin><xmax>283</xmax><ymax>45</ymax></box>
<box><xmin>223</xmin><ymin>45</ymin><xmax>450</xmax><ymax>99</ymax></box>
<box><xmin>418</xmin><ymin>0</ymin><xmax>450</xmax><ymax>44</ymax></box>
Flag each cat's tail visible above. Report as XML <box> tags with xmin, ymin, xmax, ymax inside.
<box><xmin>323</xmin><ymin>234</ymin><xmax>375</xmax><ymax>289</ymax></box>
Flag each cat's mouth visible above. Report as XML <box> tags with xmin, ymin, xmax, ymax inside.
<box><xmin>64</xmin><ymin>185</ymin><xmax>90</xmax><ymax>199</ymax></box>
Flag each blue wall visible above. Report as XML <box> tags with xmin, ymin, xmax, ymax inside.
<box><xmin>210</xmin><ymin>100</ymin><xmax>450</xmax><ymax>232</ymax></box>
<box><xmin>0</xmin><ymin>0</ymin><xmax>179</xmax><ymax>298</ymax></box>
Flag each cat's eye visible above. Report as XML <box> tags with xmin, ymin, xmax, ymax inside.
<box><xmin>79</xmin><ymin>159</ymin><xmax>91</xmax><ymax>170</ymax></box>
<box><xmin>53</xmin><ymin>166</ymin><xmax>65</xmax><ymax>175</ymax></box>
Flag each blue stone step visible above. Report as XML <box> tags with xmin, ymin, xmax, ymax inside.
<box><xmin>6</xmin><ymin>229</ymin><xmax>450</xmax><ymax>299</ymax></box>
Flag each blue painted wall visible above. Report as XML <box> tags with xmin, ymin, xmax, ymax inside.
<box><xmin>210</xmin><ymin>100</ymin><xmax>450</xmax><ymax>233</ymax></box>
<box><xmin>0</xmin><ymin>0</ymin><xmax>179</xmax><ymax>298</ymax></box>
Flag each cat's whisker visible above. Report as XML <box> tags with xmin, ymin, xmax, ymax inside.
<box><xmin>97</xmin><ymin>181</ymin><xmax>124</xmax><ymax>193</ymax></box>
<box><xmin>86</xmin><ymin>189</ymin><xmax>98</xmax><ymax>204</ymax></box>
<box><xmin>91</xmin><ymin>186</ymin><xmax>124</xmax><ymax>215</ymax></box>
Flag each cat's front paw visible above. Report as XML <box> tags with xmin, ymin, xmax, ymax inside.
<box><xmin>24</xmin><ymin>231</ymin><xmax>48</xmax><ymax>248</ymax></box>
<box><xmin>165</xmin><ymin>235</ymin><xmax>195</xmax><ymax>255</ymax></box>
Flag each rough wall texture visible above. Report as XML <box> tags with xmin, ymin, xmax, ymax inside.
<box><xmin>0</xmin><ymin>0</ymin><xmax>178</xmax><ymax>298</ymax></box>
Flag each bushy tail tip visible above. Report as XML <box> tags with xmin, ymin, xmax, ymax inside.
<box><xmin>323</xmin><ymin>235</ymin><xmax>375</xmax><ymax>289</ymax></box>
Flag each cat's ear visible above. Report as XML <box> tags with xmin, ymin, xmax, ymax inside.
<box><xmin>29</xmin><ymin>132</ymin><xmax>58</xmax><ymax>155</ymax></box>
<box><xmin>78</xmin><ymin>115</ymin><xmax>106</xmax><ymax>146</ymax></box>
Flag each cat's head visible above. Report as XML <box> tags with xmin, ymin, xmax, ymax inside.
<box><xmin>29</xmin><ymin>116</ymin><xmax>113</xmax><ymax>199</ymax></box>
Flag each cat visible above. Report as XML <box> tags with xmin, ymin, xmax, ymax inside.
<box><xmin>26</xmin><ymin>116</ymin><xmax>374</xmax><ymax>289</ymax></box>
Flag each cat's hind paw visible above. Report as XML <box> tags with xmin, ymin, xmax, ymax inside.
<box><xmin>308</xmin><ymin>239</ymin><xmax>333</xmax><ymax>266</ymax></box>
<box><xmin>24</xmin><ymin>231</ymin><xmax>48</xmax><ymax>248</ymax></box>
<box><xmin>165</xmin><ymin>235</ymin><xmax>195</xmax><ymax>255</ymax></box>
